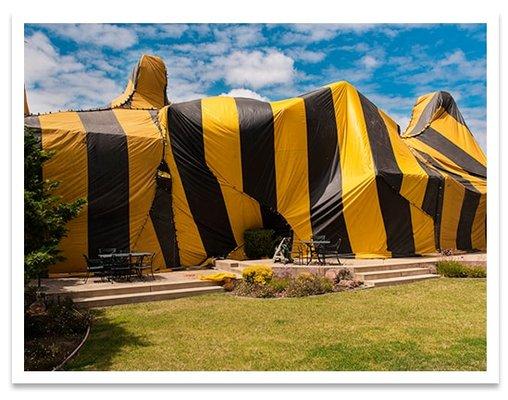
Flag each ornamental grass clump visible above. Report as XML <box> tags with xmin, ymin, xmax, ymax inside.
<box><xmin>437</xmin><ymin>261</ymin><xmax>486</xmax><ymax>278</ymax></box>
<box><xmin>285</xmin><ymin>272</ymin><xmax>333</xmax><ymax>297</ymax></box>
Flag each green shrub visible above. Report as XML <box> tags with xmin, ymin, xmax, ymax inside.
<box><xmin>242</xmin><ymin>264</ymin><xmax>274</xmax><ymax>285</ymax></box>
<box><xmin>244</xmin><ymin>229</ymin><xmax>275</xmax><ymax>259</ymax></box>
<box><xmin>233</xmin><ymin>280</ymin><xmax>277</xmax><ymax>298</ymax></box>
<box><xmin>269</xmin><ymin>276</ymin><xmax>291</xmax><ymax>293</ymax></box>
<box><xmin>467</xmin><ymin>266</ymin><xmax>487</xmax><ymax>278</ymax></box>
<box><xmin>24</xmin><ymin>295</ymin><xmax>91</xmax><ymax>370</ymax></box>
<box><xmin>285</xmin><ymin>273</ymin><xmax>333</xmax><ymax>297</ymax></box>
<box><xmin>436</xmin><ymin>261</ymin><xmax>486</xmax><ymax>278</ymax></box>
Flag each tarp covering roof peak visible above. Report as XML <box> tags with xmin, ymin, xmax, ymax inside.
<box><xmin>110</xmin><ymin>54</ymin><xmax>168</xmax><ymax>110</ymax></box>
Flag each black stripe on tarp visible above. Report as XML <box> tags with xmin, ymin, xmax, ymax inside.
<box><xmin>417</xmin><ymin>127</ymin><xmax>486</xmax><ymax>178</ymax></box>
<box><xmin>79</xmin><ymin>110</ymin><xmax>130</xmax><ymax>257</ymax></box>
<box><xmin>301</xmin><ymin>87</ymin><xmax>352</xmax><ymax>253</ymax></box>
<box><xmin>235</xmin><ymin>98</ymin><xmax>277</xmax><ymax>211</ymax></box>
<box><xmin>438</xmin><ymin>91</ymin><xmax>467</xmax><ymax>126</ymax></box>
<box><xmin>168</xmin><ymin>100</ymin><xmax>236</xmax><ymax>258</ymax></box>
<box><xmin>358</xmin><ymin>92</ymin><xmax>416</xmax><ymax>256</ymax></box>
<box><xmin>456</xmin><ymin>190</ymin><xmax>481</xmax><ymax>250</ymax></box>
<box><xmin>407</xmin><ymin>92</ymin><xmax>467</xmax><ymax>137</ymax></box>
<box><xmin>149</xmin><ymin>173</ymin><xmax>180</xmax><ymax>268</ymax></box>
<box><xmin>414</xmin><ymin>149</ymin><xmax>482</xmax><ymax>251</ymax></box>
<box><xmin>415</xmin><ymin>157</ymin><xmax>445</xmax><ymax>250</ymax></box>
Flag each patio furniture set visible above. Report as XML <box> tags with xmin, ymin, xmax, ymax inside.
<box><xmin>83</xmin><ymin>249</ymin><xmax>156</xmax><ymax>283</ymax></box>
<box><xmin>273</xmin><ymin>235</ymin><xmax>347</xmax><ymax>266</ymax></box>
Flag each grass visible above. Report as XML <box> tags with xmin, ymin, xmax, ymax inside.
<box><xmin>67</xmin><ymin>278</ymin><xmax>486</xmax><ymax>371</ymax></box>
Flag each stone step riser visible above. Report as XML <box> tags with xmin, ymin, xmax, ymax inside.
<box><xmin>370</xmin><ymin>274</ymin><xmax>439</xmax><ymax>287</ymax></box>
<box><xmin>48</xmin><ymin>280</ymin><xmax>215</xmax><ymax>300</ymax></box>
<box><xmin>350</xmin><ymin>262</ymin><xmax>437</xmax><ymax>273</ymax></box>
<box><xmin>74</xmin><ymin>286</ymin><xmax>224</xmax><ymax>308</ymax></box>
<box><xmin>356</xmin><ymin>268</ymin><xmax>432</xmax><ymax>281</ymax></box>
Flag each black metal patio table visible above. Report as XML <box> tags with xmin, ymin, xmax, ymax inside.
<box><xmin>298</xmin><ymin>240</ymin><xmax>330</xmax><ymax>265</ymax></box>
<box><xmin>98</xmin><ymin>252</ymin><xmax>152</xmax><ymax>279</ymax></box>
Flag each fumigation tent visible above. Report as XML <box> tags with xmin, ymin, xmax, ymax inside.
<box><xmin>24</xmin><ymin>54</ymin><xmax>487</xmax><ymax>274</ymax></box>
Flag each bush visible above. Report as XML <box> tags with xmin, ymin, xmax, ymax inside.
<box><xmin>24</xmin><ymin>294</ymin><xmax>91</xmax><ymax>370</ymax></box>
<box><xmin>244</xmin><ymin>229</ymin><xmax>275</xmax><ymax>259</ymax></box>
<box><xmin>25</xmin><ymin>296</ymin><xmax>90</xmax><ymax>341</ymax></box>
<box><xmin>436</xmin><ymin>261</ymin><xmax>486</xmax><ymax>278</ymax></box>
<box><xmin>269</xmin><ymin>276</ymin><xmax>291</xmax><ymax>293</ymax></box>
<box><xmin>285</xmin><ymin>273</ymin><xmax>333</xmax><ymax>297</ymax></box>
<box><xmin>233</xmin><ymin>280</ymin><xmax>277</xmax><ymax>298</ymax></box>
<box><xmin>242</xmin><ymin>265</ymin><xmax>274</xmax><ymax>285</ymax></box>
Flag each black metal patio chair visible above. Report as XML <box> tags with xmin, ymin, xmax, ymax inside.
<box><xmin>315</xmin><ymin>238</ymin><xmax>343</xmax><ymax>266</ymax></box>
<box><xmin>98</xmin><ymin>248</ymin><xmax>117</xmax><ymax>255</ymax></box>
<box><xmin>132</xmin><ymin>253</ymin><xmax>157</xmax><ymax>280</ymax></box>
<box><xmin>83</xmin><ymin>255</ymin><xmax>107</xmax><ymax>283</ymax></box>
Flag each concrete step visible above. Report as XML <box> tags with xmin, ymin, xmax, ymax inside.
<box><xmin>350</xmin><ymin>262</ymin><xmax>436</xmax><ymax>273</ymax></box>
<box><xmin>74</xmin><ymin>285</ymin><xmax>224</xmax><ymax>308</ymax></box>
<box><xmin>366</xmin><ymin>274</ymin><xmax>439</xmax><ymax>287</ymax></box>
<box><xmin>355</xmin><ymin>267</ymin><xmax>432</xmax><ymax>281</ymax></box>
<box><xmin>48</xmin><ymin>279</ymin><xmax>216</xmax><ymax>300</ymax></box>
<box><xmin>214</xmin><ymin>259</ymin><xmax>241</xmax><ymax>273</ymax></box>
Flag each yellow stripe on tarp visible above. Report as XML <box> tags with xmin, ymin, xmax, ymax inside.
<box><xmin>471</xmin><ymin>194</ymin><xmax>487</xmax><ymax>251</ymax></box>
<box><xmin>430</xmin><ymin>111</ymin><xmax>487</xmax><ymax>166</ymax></box>
<box><xmin>39</xmin><ymin>112</ymin><xmax>88</xmax><ymax>273</ymax></box>
<box><xmin>403</xmin><ymin>92</ymin><xmax>435</xmax><ymax>136</ymax></box>
<box><xmin>378</xmin><ymin>109</ymin><xmax>436</xmax><ymax>254</ymax></box>
<box><xmin>330</xmin><ymin>82</ymin><xmax>389</xmax><ymax>257</ymax></box>
<box><xmin>113</xmin><ymin>109</ymin><xmax>165</xmax><ymax>267</ymax></box>
<box><xmin>111</xmin><ymin>79</ymin><xmax>135</xmax><ymax>108</ymax></box>
<box><xmin>409</xmin><ymin>204</ymin><xmax>436</xmax><ymax>254</ymax></box>
<box><xmin>201</xmin><ymin>96</ymin><xmax>263</xmax><ymax>247</ymax></box>
<box><xmin>271</xmin><ymin>97</ymin><xmax>313</xmax><ymax>242</ymax></box>
<box><xmin>405</xmin><ymin>137</ymin><xmax>486</xmax><ymax>193</ymax></box>
<box><xmin>159</xmin><ymin>107</ymin><xmax>206</xmax><ymax>265</ymax></box>
<box><xmin>130</xmin><ymin>55</ymin><xmax>167</xmax><ymax>109</ymax></box>
<box><xmin>438</xmin><ymin>173</ymin><xmax>465</xmax><ymax>250</ymax></box>
<box><xmin>378</xmin><ymin>109</ymin><xmax>429</xmax><ymax>208</ymax></box>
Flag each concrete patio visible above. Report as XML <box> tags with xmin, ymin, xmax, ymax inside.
<box><xmin>41</xmin><ymin>253</ymin><xmax>486</xmax><ymax>307</ymax></box>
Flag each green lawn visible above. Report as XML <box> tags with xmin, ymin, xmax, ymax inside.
<box><xmin>67</xmin><ymin>278</ymin><xmax>486</xmax><ymax>371</ymax></box>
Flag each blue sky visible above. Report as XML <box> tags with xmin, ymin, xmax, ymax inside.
<box><xmin>24</xmin><ymin>23</ymin><xmax>487</xmax><ymax>149</ymax></box>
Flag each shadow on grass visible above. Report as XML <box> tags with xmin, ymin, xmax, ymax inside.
<box><xmin>64</xmin><ymin>309</ymin><xmax>151</xmax><ymax>371</ymax></box>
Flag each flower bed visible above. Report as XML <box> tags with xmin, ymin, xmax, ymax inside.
<box><xmin>230</xmin><ymin>265</ymin><xmax>364</xmax><ymax>298</ymax></box>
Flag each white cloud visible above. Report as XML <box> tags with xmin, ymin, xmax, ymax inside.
<box><xmin>280</xmin><ymin>23</ymin><xmax>396</xmax><ymax>45</ymax></box>
<box><xmin>25</xmin><ymin>32</ymin><xmax>84</xmax><ymax>83</ymax></box>
<box><xmin>360</xmin><ymin>55</ymin><xmax>380</xmax><ymax>69</ymax></box>
<box><xmin>215</xmin><ymin>50</ymin><xmax>295</xmax><ymax>89</ymax></box>
<box><xmin>43</xmin><ymin>24</ymin><xmax>138</xmax><ymax>50</ymax></box>
<box><xmin>159</xmin><ymin>24</ymin><xmax>189</xmax><ymax>38</ymax></box>
<box><xmin>172</xmin><ymin>41</ymin><xmax>230</xmax><ymax>56</ymax></box>
<box><xmin>214</xmin><ymin>25</ymin><xmax>265</xmax><ymax>47</ymax></box>
<box><xmin>220</xmin><ymin>88</ymin><xmax>269</xmax><ymax>102</ymax></box>
<box><xmin>24</xmin><ymin>32</ymin><xmax>122</xmax><ymax>113</ymax></box>
<box><xmin>398</xmin><ymin>49</ymin><xmax>485</xmax><ymax>85</ymax></box>
<box><xmin>286</xmin><ymin>48</ymin><xmax>326</xmax><ymax>64</ymax></box>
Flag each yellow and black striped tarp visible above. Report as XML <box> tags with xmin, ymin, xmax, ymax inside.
<box><xmin>24</xmin><ymin>54</ymin><xmax>486</xmax><ymax>273</ymax></box>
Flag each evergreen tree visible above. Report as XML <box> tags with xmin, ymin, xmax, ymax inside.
<box><xmin>24</xmin><ymin>127</ymin><xmax>86</xmax><ymax>286</ymax></box>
